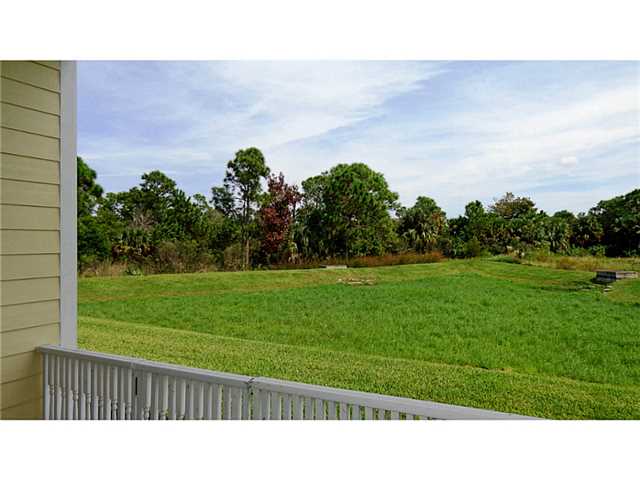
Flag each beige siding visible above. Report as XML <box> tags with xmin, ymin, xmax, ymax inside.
<box><xmin>0</xmin><ymin>153</ymin><xmax>60</xmax><ymax>184</ymax></box>
<box><xmin>0</xmin><ymin>205</ymin><xmax>59</xmax><ymax>230</ymax></box>
<box><xmin>0</xmin><ymin>230</ymin><xmax>60</xmax><ymax>254</ymax></box>
<box><xmin>0</xmin><ymin>397</ymin><xmax>42</xmax><ymax>419</ymax></box>
<box><xmin>1</xmin><ymin>103</ymin><xmax>60</xmax><ymax>137</ymax></box>
<box><xmin>32</xmin><ymin>61</ymin><xmax>60</xmax><ymax>71</ymax></box>
<box><xmin>1</xmin><ymin>178</ymin><xmax>59</xmax><ymax>207</ymax></box>
<box><xmin>1</xmin><ymin>61</ymin><xmax>60</xmax><ymax>92</ymax></box>
<box><xmin>1</xmin><ymin>128</ymin><xmax>60</xmax><ymax>161</ymax></box>
<box><xmin>0</xmin><ymin>323</ymin><xmax>60</xmax><ymax>358</ymax></box>
<box><xmin>0</xmin><ymin>374</ymin><xmax>42</xmax><ymax>410</ymax></box>
<box><xmin>0</xmin><ymin>300</ymin><xmax>59</xmax><ymax>333</ymax></box>
<box><xmin>1</xmin><ymin>351</ymin><xmax>42</xmax><ymax>383</ymax></box>
<box><xmin>0</xmin><ymin>278</ymin><xmax>60</xmax><ymax>306</ymax></box>
<box><xmin>1</xmin><ymin>254</ymin><xmax>59</xmax><ymax>281</ymax></box>
<box><xmin>0</xmin><ymin>60</ymin><xmax>61</xmax><ymax>419</ymax></box>
<box><xmin>0</xmin><ymin>77</ymin><xmax>60</xmax><ymax>115</ymax></box>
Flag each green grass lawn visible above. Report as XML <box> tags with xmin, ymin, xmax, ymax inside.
<box><xmin>78</xmin><ymin>259</ymin><xmax>640</xmax><ymax>419</ymax></box>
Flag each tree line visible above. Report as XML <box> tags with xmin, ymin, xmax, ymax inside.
<box><xmin>77</xmin><ymin>147</ymin><xmax>640</xmax><ymax>273</ymax></box>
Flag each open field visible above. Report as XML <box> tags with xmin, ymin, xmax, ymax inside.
<box><xmin>78</xmin><ymin>259</ymin><xmax>640</xmax><ymax>419</ymax></box>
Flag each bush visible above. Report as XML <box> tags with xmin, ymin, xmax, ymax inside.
<box><xmin>465</xmin><ymin>238</ymin><xmax>485</xmax><ymax>258</ymax></box>
<box><xmin>223</xmin><ymin>243</ymin><xmax>245</xmax><ymax>271</ymax></box>
<box><xmin>154</xmin><ymin>240</ymin><xmax>216</xmax><ymax>274</ymax></box>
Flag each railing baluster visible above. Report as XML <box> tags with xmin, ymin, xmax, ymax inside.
<box><xmin>43</xmin><ymin>353</ymin><xmax>50</xmax><ymax>420</ymax></box>
<box><xmin>203</xmin><ymin>384</ymin><xmax>213</xmax><ymax>420</ymax></box>
<box><xmin>259</xmin><ymin>389</ymin><xmax>269</xmax><ymax>420</ymax></box>
<box><xmin>160</xmin><ymin>375</ymin><xmax>169</xmax><ymax>420</ymax></box>
<box><xmin>222</xmin><ymin>385</ymin><xmax>232</xmax><ymax>420</ymax></box>
<box><xmin>304</xmin><ymin>397</ymin><xmax>313</xmax><ymax>420</ymax></box>
<box><xmin>68</xmin><ymin>358</ymin><xmax>74</xmax><ymax>419</ymax></box>
<box><xmin>282</xmin><ymin>394</ymin><xmax>291</xmax><ymax>420</ymax></box>
<box><xmin>125</xmin><ymin>368</ymin><xmax>133</xmax><ymax>420</ymax></box>
<box><xmin>142</xmin><ymin>372</ymin><xmax>152</xmax><ymax>420</ymax></box>
<box><xmin>110</xmin><ymin>365</ymin><xmax>118</xmax><ymax>420</ymax></box>
<box><xmin>230</xmin><ymin>387</ymin><xmax>241</xmax><ymax>420</ymax></box>
<box><xmin>47</xmin><ymin>354</ymin><xmax>55</xmax><ymax>419</ymax></box>
<box><xmin>176</xmin><ymin>378</ymin><xmax>186</xmax><ymax>420</ymax></box>
<box><xmin>60</xmin><ymin>356</ymin><xmax>67</xmax><ymax>419</ymax></box>
<box><xmin>168</xmin><ymin>377</ymin><xmax>177</xmax><ymax>420</ymax></box>
<box><xmin>118</xmin><ymin>367</ymin><xmax>129</xmax><ymax>420</ymax></box>
<box><xmin>241</xmin><ymin>385</ymin><xmax>251</xmax><ymax>420</ymax></box>
<box><xmin>56</xmin><ymin>356</ymin><xmax>62</xmax><ymax>420</ymax></box>
<box><xmin>212</xmin><ymin>384</ymin><xmax>222</xmax><ymax>419</ymax></box>
<box><xmin>252</xmin><ymin>388</ymin><xmax>262</xmax><ymax>420</ymax></box>
<box><xmin>328</xmin><ymin>401</ymin><xmax>337</xmax><ymax>420</ymax></box>
<box><xmin>315</xmin><ymin>399</ymin><xmax>324</xmax><ymax>420</ymax></box>
<box><xmin>78</xmin><ymin>360</ymin><xmax>85</xmax><ymax>420</ymax></box>
<box><xmin>269</xmin><ymin>391</ymin><xmax>279</xmax><ymax>420</ymax></box>
<box><xmin>83</xmin><ymin>361</ymin><xmax>91</xmax><ymax>420</ymax></box>
<box><xmin>292</xmin><ymin>395</ymin><xmax>303</xmax><ymax>420</ymax></box>
<box><xmin>186</xmin><ymin>381</ymin><xmax>195</xmax><ymax>420</ymax></box>
<box><xmin>150</xmin><ymin>373</ymin><xmax>158</xmax><ymax>420</ymax></box>
<box><xmin>365</xmin><ymin>406</ymin><xmax>373</xmax><ymax>420</ymax></box>
<box><xmin>133</xmin><ymin>371</ymin><xmax>142</xmax><ymax>420</ymax></box>
<box><xmin>92</xmin><ymin>363</ymin><xmax>100</xmax><ymax>420</ymax></box>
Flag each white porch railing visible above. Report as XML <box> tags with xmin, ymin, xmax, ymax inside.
<box><xmin>38</xmin><ymin>345</ymin><xmax>536</xmax><ymax>420</ymax></box>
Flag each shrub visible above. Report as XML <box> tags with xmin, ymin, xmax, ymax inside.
<box><xmin>223</xmin><ymin>243</ymin><xmax>245</xmax><ymax>271</ymax></box>
<box><xmin>154</xmin><ymin>240</ymin><xmax>216</xmax><ymax>274</ymax></box>
<box><xmin>465</xmin><ymin>238</ymin><xmax>485</xmax><ymax>258</ymax></box>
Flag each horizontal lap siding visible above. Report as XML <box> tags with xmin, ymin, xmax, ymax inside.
<box><xmin>0</xmin><ymin>61</ymin><xmax>61</xmax><ymax>418</ymax></box>
<box><xmin>1</xmin><ymin>128</ymin><xmax>60</xmax><ymax>160</ymax></box>
<box><xmin>0</xmin><ymin>230</ymin><xmax>60</xmax><ymax>254</ymax></box>
<box><xmin>0</xmin><ymin>374</ymin><xmax>42</xmax><ymax>410</ymax></box>
<box><xmin>0</xmin><ymin>397</ymin><xmax>42</xmax><ymax>420</ymax></box>
<box><xmin>0</xmin><ymin>154</ymin><xmax>60</xmax><ymax>184</ymax></box>
<box><xmin>0</xmin><ymin>205</ymin><xmax>59</xmax><ymax>230</ymax></box>
<box><xmin>0</xmin><ymin>300</ymin><xmax>59</xmax><ymax>333</ymax></box>
<box><xmin>0</xmin><ymin>77</ymin><xmax>60</xmax><ymax>115</ymax></box>
<box><xmin>0</xmin><ymin>351</ymin><xmax>42</xmax><ymax>383</ymax></box>
<box><xmin>1</xmin><ymin>103</ymin><xmax>60</xmax><ymax>137</ymax></box>
<box><xmin>1</xmin><ymin>254</ymin><xmax>59</xmax><ymax>280</ymax></box>
<box><xmin>1</xmin><ymin>179</ymin><xmax>59</xmax><ymax>206</ymax></box>
<box><xmin>0</xmin><ymin>323</ymin><xmax>60</xmax><ymax>358</ymax></box>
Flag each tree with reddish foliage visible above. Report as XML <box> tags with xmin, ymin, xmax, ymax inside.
<box><xmin>259</xmin><ymin>173</ymin><xmax>302</xmax><ymax>263</ymax></box>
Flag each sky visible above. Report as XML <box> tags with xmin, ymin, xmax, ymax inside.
<box><xmin>78</xmin><ymin>61</ymin><xmax>639</xmax><ymax>217</ymax></box>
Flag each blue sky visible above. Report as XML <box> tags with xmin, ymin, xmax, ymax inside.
<box><xmin>78</xmin><ymin>61</ymin><xmax>639</xmax><ymax>217</ymax></box>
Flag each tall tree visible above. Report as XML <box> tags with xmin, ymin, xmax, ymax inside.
<box><xmin>298</xmin><ymin>163</ymin><xmax>399</xmax><ymax>258</ymax></box>
<box><xmin>397</xmin><ymin>196</ymin><xmax>448</xmax><ymax>252</ymax></box>
<box><xmin>259</xmin><ymin>173</ymin><xmax>302</xmax><ymax>263</ymax></box>
<box><xmin>589</xmin><ymin>189</ymin><xmax>640</xmax><ymax>256</ymax></box>
<box><xmin>489</xmin><ymin>192</ymin><xmax>536</xmax><ymax>220</ymax></box>
<box><xmin>77</xmin><ymin>157</ymin><xmax>110</xmax><ymax>266</ymax></box>
<box><xmin>212</xmin><ymin>147</ymin><xmax>270</xmax><ymax>269</ymax></box>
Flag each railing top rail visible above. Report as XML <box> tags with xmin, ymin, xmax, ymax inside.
<box><xmin>38</xmin><ymin>344</ymin><xmax>251</xmax><ymax>388</ymax></box>
<box><xmin>39</xmin><ymin>345</ymin><xmax>538</xmax><ymax>420</ymax></box>
<box><xmin>251</xmin><ymin>377</ymin><xmax>536</xmax><ymax>420</ymax></box>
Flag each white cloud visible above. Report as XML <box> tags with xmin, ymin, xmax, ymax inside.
<box><xmin>560</xmin><ymin>156</ymin><xmax>578</xmax><ymax>167</ymax></box>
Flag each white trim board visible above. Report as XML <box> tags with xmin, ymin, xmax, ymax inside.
<box><xmin>59</xmin><ymin>61</ymin><xmax>77</xmax><ymax>348</ymax></box>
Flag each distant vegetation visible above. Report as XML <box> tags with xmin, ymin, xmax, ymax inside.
<box><xmin>77</xmin><ymin>149</ymin><xmax>640</xmax><ymax>274</ymax></box>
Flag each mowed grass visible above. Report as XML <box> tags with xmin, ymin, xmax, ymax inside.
<box><xmin>78</xmin><ymin>259</ymin><xmax>640</xmax><ymax>419</ymax></box>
